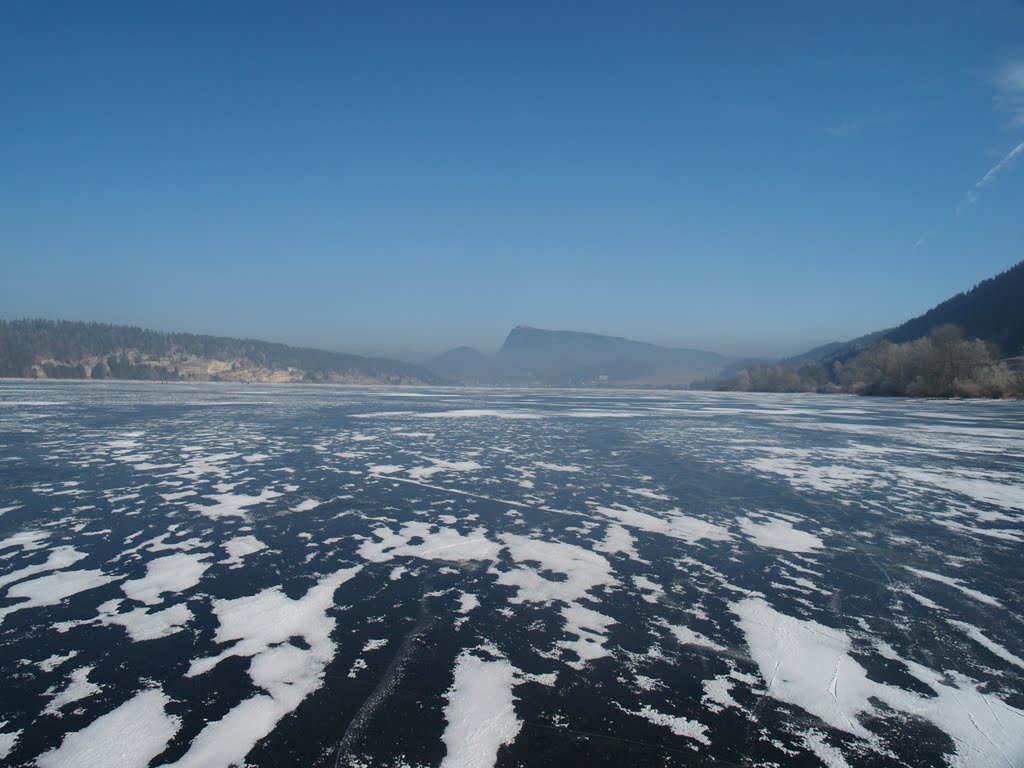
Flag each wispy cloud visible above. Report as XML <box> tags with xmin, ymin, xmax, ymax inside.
<box><xmin>964</xmin><ymin>59</ymin><xmax>1024</xmax><ymax>205</ymax></box>
<box><xmin>914</xmin><ymin>60</ymin><xmax>1024</xmax><ymax>251</ymax></box>
<box><xmin>817</xmin><ymin>111</ymin><xmax>908</xmax><ymax>139</ymax></box>
<box><xmin>994</xmin><ymin>60</ymin><xmax>1024</xmax><ymax>126</ymax></box>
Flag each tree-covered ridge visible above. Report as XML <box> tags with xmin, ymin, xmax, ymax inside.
<box><xmin>699</xmin><ymin>325</ymin><xmax>1024</xmax><ymax>398</ymax></box>
<box><xmin>0</xmin><ymin>319</ymin><xmax>440</xmax><ymax>384</ymax></box>
<box><xmin>884</xmin><ymin>260</ymin><xmax>1024</xmax><ymax>355</ymax></box>
<box><xmin>787</xmin><ymin>259</ymin><xmax>1024</xmax><ymax>371</ymax></box>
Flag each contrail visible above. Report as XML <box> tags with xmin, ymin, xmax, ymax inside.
<box><xmin>968</xmin><ymin>139</ymin><xmax>1024</xmax><ymax>202</ymax></box>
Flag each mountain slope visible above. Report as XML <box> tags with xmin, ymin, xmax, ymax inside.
<box><xmin>493</xmin><ymin>326</ymin><xmax>728</xmax><ymax>386</ymax></box>
<box><xmin>794</xmin><ymin>260</ymin><xmax>1024</xmax><ymax>366</ymax></box>
<box><xmin>0</xmin><ymin>319</ymin><xmax>442</xmax><ymax>384</ymax></box>
<box><xmin>421</xmin><ymin>346</ymin><xmax>515</xmax><ymax>385</ymax></box>
<box><xmin>883</xmin><ymin>260</ymin><xmax>1024</xmax><ymax>353</ymax></box>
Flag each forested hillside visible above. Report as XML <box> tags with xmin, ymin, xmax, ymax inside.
<box><xmin>884</xmin><ymin>260</ymin><xmax>1024</xmax><ymax>354</ymax></box>
<box><xmin>0</xmin><ymin>319</ymin><xmax>440</xmax><ymax>384</ymax></box>
<box><xmin>695</xmin><ymin>260</ymin><xmax>1024</xmax><ymax>398</ymax></box>
<box><xmin>699</xmin><ymin>324</ymin><xmax>1023</xmax><ymax>398</ymax></box>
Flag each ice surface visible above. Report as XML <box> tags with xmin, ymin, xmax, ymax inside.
<box><xmin>594</xmin><ymin>504</ymin><xmax>731</xmax><ymax>544</ymax></box>
<box><xmin>457</xmin><ymin>593</ymin><xmax>480</xmax><ymax>614</ymax></box>
<box><xmin>186</xmin><ymin>565</ymin><xmax>361</xmax><ymax>677</ymax></box>
<box><xmin>700</xmin><ymin>675</ymin><xmax>739</xmax><ymax>713</ymax></box>
<box><xmin>4</xmin><ymin>384</ymin><xmax>1024</xmax><ymax>767</ymax></box>
<box><xmin>664</xmin><ymin>622</ymin><xmax>726</xmax><ymax>653</ymax></box>
<box><xmin>631</xmin><ymin>575</ymin><xmax>664</xmax><ymax>603</ymax></box>
<box><xmin>121</xmin><ymin>552</ymin><xmax>211</xmax><ymax>605</ymax></box>
<box><xmin>35</xmin><ymin>688</ymin><xmax>180</xmax><ymax>768</ymax></box>
<box><xmin>96</xmin><ymin>600</ymin><xmax>194</xmax><ymax>642</ymax></box>
<box><xmin>896</xmin><ymin>467</ymin><xmax>1024</xmax><ymax>511</ymax></box>
<box><xmin>188</xmin><ymin>489</ymin><xmax>281</xmax><ymax>520</ymax></box>
<box><xmin>0</xmin><ymin>724</ymin><xmax>20</xmax><ymax>760</ymax></box>
<box><xmin>419</xmin><ymin>409</ymin><xmax>540</xmax><ymax>419</ymax></box>
<box><xmin>497</xmin><ymin>534</ymin><xmax>617</xmax><ymax>666</ymax></box>
<box><xmin>408</xmin><ymin>459</ymin><xmax>482</xmax><ymax>480</ymax></box>
<box><xmin>800</xmin><ymin>730</ymin><xmax>852</xmax><ymax>768</ymax></box>
<box><xmin>747</xmin><ymin>455</ymin><xmax>873</xmax><ymax>494</ymax></box>
<box><xmin>37</xmin><ymin>651</ymin><xmax>78</xmax><ymax>673</ymax></box>
<box><xmin>367</xmin><ymin>464</ymin><xmax>403</xmax><ymax>474</ymax></box>
<box><xmin>44</xmin><ymin>665</ymin><xmax>101</xmax><ymax>715</ymax></box>
<box><xmin>733</xmin><ymin>596</ymin><xmax>1024</xmax><ymax>766</ymax></box>
<box><xmin>593</xmin><ymin>523</ymin><xmax>642</xmax><ymax>561</ymax></box>
<box><xmin>904</xmin><ymin>566</ymin><xmax>1002</xmax><ymax>607</ymax></box>
<box><xmin>0</xmin><ymin>546</ymin><xmax>86</xmax><ymax>589</ymax></box>
<box><xmin>440</xmin><ymin>651</ymin><xmax>522</xmax><ymax>768</ymax></box>
<box><xmin>738</xmin><ymin>516</ymin><xmax>823</xmax><ymax>553</ymax></box>
<box><xmin>358</xmin><ymin>521</ymin><xmax>501</xmax><ymax>564</ymax></box>
<box><xmin>220</xmin><ymin>535</ymin><xmax>267</xmax><ymax>568</ymax></box>
<box><xmin>558</xmin><ymin>603</ymin><xmax>616</xmax><ymax>666</ymax></box>
<box><xmin>497</xmin><ymin>534</ymin><xmax>615</xmax><ymax>606</ymax></box>
<box><xmin>620</xmin><ymin>704</ymin><xmax>709</xmax><ymax>745</ymax></box>
<box><xmin>948</xmin><ymin>619</ymin><xmax>1024</xmax><ymax>669</ymax></box>
<box><xmin>0</xmin><ymin>569</ymin><xmax>119</xmax><ymax>625</ymax></box>
<box><xmin>173</xmin><ymin>566</ymin><xmax>362</xmax><ymax>767</ymax></box>
<box><xmin>534</xmin><ymin>461</ymin><xmax>583</xmax><ymax>472</ymax></box>
<box><xmin>0</xmin><ymin>529</ymin><xmax>48</xmax><ymax>551</ymax></box>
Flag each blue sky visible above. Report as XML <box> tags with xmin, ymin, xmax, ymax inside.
<box><xmin>2</xmin><ymin>1</ymin><xmax>1022</xmax><ymax>359</ymax></box>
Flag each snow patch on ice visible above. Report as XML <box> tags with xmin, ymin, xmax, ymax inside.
<box><xmin>895</xmin><ymin>467</ymin><xmax>1024</xmax><ymax>512</ymax></box>
<box><xmin>0</xmin><ymin>569</ymin><xmax>119</xmax><ymax>625</ymax></box>
<box><xmin>739</xmin><ymin>516</ymin><xmax>823</xmax><ymax>553</ymax></box>
<box><xmin>440</xmin><ymin>651</ymin><xmax>522</xmax><ymax>768</ymax></box>
<box><xmin>662</xmin><ymin>621</ymin><xmax>727</xmax><ymax>653</ymax></box>
<box><xmin>0</xmin><ymin>546</ymin><xmax>87</xmax><ymax>590</ymax></box>
<box><xmin>458</xmin><ymin>593</ymin><xmax>480</xmax><ymax>614</ymax></box>
<box><xmin>173</xmin><ymin>566</ymin><xmax>362</xmax><ymax>768</ymax></box>
<box><xmin>35</xmin><ymin>688</ymin><xmax>180</xmax><ymax>768</ymax></box>
<box><xmin>800</xmin><ymin>730</ymin><xmax>852</xmax><ymax>768</ymax></box>
<box><xmin>617</xmin><ymin>703</ymin><xmax>710</xmax><ymax>745</ymax></box>
<box><xmin>535</xmin><ymin>461</ymin><xmax>583</xmax><ymax>473</ymax></box>
<box><xmin>496</xmin><ymin>534</ymin><xmax>617</xmax><ymax>667</ymax></box>
<box><xmin>95</xmin><ymin>599</ymin><xmax>193</xmax><ymax>642</ymax></box>
<box><xmin>367</xmin><ymin>464</ymin><xmax>403</xmax><ymax>475</ymax></box>
<box><xmin>0</xmin><ymin>724</ymin><xmax>20</xmax><ymax>760</ymax></box>
<box><xmin>904</xmin><ymin>567</ymin><xmax>1002</xmax><ymax>608</ymax></box>
<box><xmin>44</xmin><ymin>665</ymin><xmax>101</xmax><ymax>715</ymax></box>
<box><xmin>948</xmin><ymin>619</ymin><xmax>1024</xmax><ymax>669</ymax></box>
<box><xmin>359</xmin><ymin>522</ymin><xmax>500</xmax><ymax>564</ymax></box>
<box><xmin>188</xmin><ymin>489</ymin><xmax>281</xmax><ymax>520</ymax></box>
<box><xmin>121</xmin><ymin>552</ymin><xmax>211</xmax><ymax>605</ymax></box>
<box><xmin>593</xmin><ymin>523</ymin><xmax>643</xmax><ymax>561</ymax></box>
<box><xmin>0</xmin><ymin>530</ymin><xmax>48</xmax><ymax>552</ymax></box>
<box><xmin>38</xmin><ymin>651</ymin><xmax>78</xmax><ymax>673</ymax></box>
<box><xmin>701</xmin><ymin>675</ymin><xmax>740</xmax><ymax>713</ymax></box>
<box><xmin>594</xmin><ymin>504</ymin><xmax>731</xmax><ymax>545</ymax></box>
<box><xmin>221</xmin><ymin>536</ymin><xmax>267</xmax><ymax>568</ymax></box>
<box><xmin>732</xmin><ymin>596</ymin><xmax>1024</xmax><ymax>767</ymax></box>
<box><xmin>407</xmin><ymin>459</ymin><xmax>482</xmax><ymax>481</ymax></box>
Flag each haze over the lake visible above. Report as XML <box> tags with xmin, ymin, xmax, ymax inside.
<box><xmin>2</xmin><ymin>2</ymin><xmax>1023</xmax><ymax>358</ymax></box>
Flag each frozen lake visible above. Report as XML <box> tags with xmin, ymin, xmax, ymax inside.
<box><xmin>1</xmin><ymin>381</ymin><xmax>1023</xmax><ymax>767</ymax></box>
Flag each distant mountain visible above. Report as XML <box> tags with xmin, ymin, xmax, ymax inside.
<box><xmin>421</xmin><ymin>346</ymin><xmax>514</xmax><ymax>385</ymax></box>
<box><xmin>423</xmin><ymin>326</ymin><xmax>728</xmax><ymax>387</ymax></box>
<box><xmin>0</xmin><ymin>319</ymin><xmax>442</xmax><ymax>385</ymax></box>
<box><xmin>794</xmin><ymin>260</ymin><xmax>1024</xmax><ymax>366</ymax></box>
